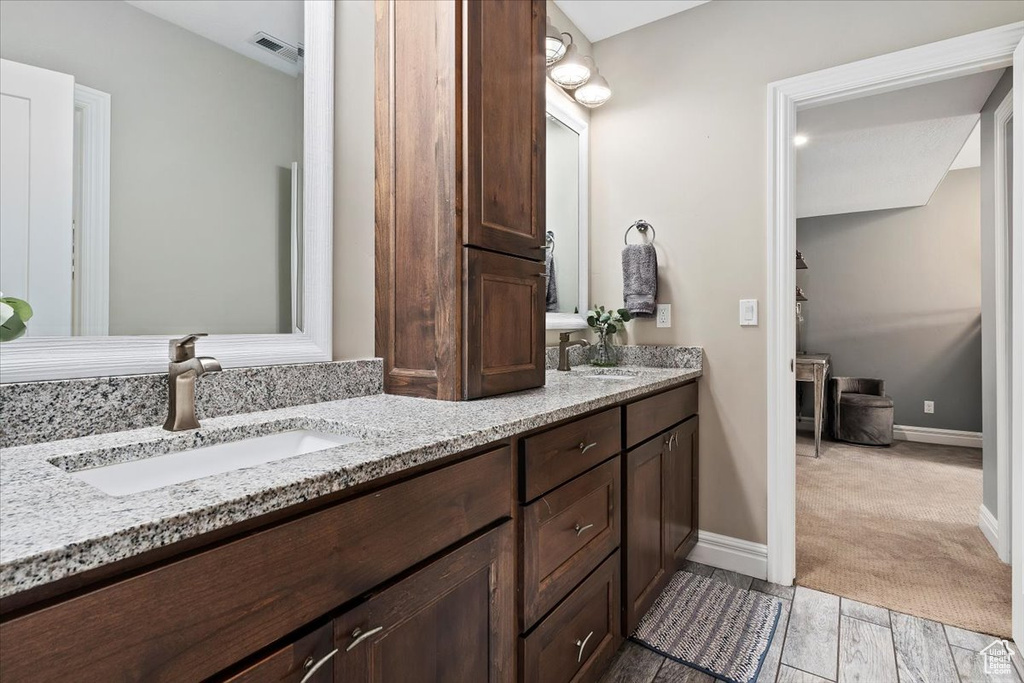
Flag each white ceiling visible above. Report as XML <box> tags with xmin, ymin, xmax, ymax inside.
<box><xmin>124</xmin><ymin>0</ymin><xmax>303</xmax><ymax>76</ymax></box>
<box><xmin>950</xmin><ymin>122</ymin><xmax>980</xmax><ymax>171</ymax></box>
<box><xmin>553</xmin><ymin>0</ymin><xmax>709</xmax><ymax>43</ymax></box>
<box><xmin>796</xmin><ymin>70</ymin><xmax>1003</xmax><ymax>219</ymax></box>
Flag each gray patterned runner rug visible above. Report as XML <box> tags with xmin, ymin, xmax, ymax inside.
<box><xmin>631</xmin><ymin>571</ymin><xmax>782</xmax><ymax>683</ymax></box>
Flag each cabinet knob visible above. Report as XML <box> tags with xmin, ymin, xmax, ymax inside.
<box><xmin>346</xmin><ymin>626</ymin><xmax>384</xmax><ymax>652</ymax></box>
<box><xmin>578</xmin><ymin>441</ymin><xmax>598</xmax><ymax>454</ymax></box>
<box><xmin>299</xmin><ymin>648</ymin><xmax>338</xmax><ymax>683</ymax></box>
<box><xmin>575</xmin><ymin>631</ymin><xmax>594</xmax><ymax>663</ymax></box>
<box><xmin>574</xmin><ymin>522</ymin><xmax>595</xmax><ymax>537</ymax></box>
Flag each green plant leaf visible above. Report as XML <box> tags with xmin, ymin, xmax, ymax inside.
<box><xmin>0</xmin><ymin>301</ymin><xmax>13</xmax><ymax>326</ymax></box>
<box><xmin>617</xmin><ymin>309</ymin><xmax>632</xmax><ymax>322</ymax></box>
<box><xmin>0</xmin><ymin>313</ymin><xmax>26</xmax><ymax>342</ymax></box>
<box><xmin>606</xmin><ymin>323</ymin><xmax>617</xmax><ymax>334</ymax></box>
<box><xmin>587</xmin><ymin>315</ymin><xmax>597</xmax><ymax>327</ymax></box>
<box><xmin>600</xmin><ymin>313</ymin><xmax>610</xmax><ymax>323</ymax></box>
<box><xmin>0</xmin><ymin>297</ymin><xmax>32</xmax><ymax>323</ymax></box>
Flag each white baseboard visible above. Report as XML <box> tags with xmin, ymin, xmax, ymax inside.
<box><xmin>980</xmin><ymin>504</ymin><xmax>1000</xmax><ymax>554</ymax></box>
<box><xmin>893</xmin><ymin>425</ymin><xmax>982</xmax><ymax>448</ymax></box>
<box><xmin>687</xmin><ymin>530</ymin><xmax>768</xmax><ymax>581</ymax></box>
<box><xmin>798</xmin><ymin>417</ymin><xmax>982</xmax><ymax>448</ymax></box>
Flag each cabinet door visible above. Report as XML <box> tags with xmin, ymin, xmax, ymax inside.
<box><xmin>665</xmin><ymin>418</ymin><xmax>698</xmax><ymax>569</ymax></box>
<box><xmin>334</xmin><ymin>523</ymin><xmax>514</xmax><ymax>682</ymax></box>
<box><xmin>225</xmin><ymin>623</ymin><xmax>335</xmax><ymax>683</ymax></box>
<box><xmin>623</xmin><ymin>436</ymin><xmax>669</xmax><ymax>634</ymax></box>
<box><xmin>463</xmin><ymin>0</ymin><xmax>546</xmax><ymax>260</ymax></box>
<box><xmin>464</xmin><ymin>248</ymin><xmax>545</xmax><ymax>399</ymax></box>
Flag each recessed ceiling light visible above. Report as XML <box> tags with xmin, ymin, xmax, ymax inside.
<box><xmin>793</xmin><ymin>134</ymin><xmax>809</xmax><ymax>147</ymax></box>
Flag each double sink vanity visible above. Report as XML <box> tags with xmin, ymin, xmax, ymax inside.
<box><xmin>0</xmin><ymin>356</ymin><xmax>701</xmax><ymax>682</ymax></box>
<box><xmin>0</xmin><ymin>0</ymin><xmax>703</xmax><ymax>680</ymax></box>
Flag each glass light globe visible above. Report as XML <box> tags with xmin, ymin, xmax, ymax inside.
<box><xmin>574</xmin><ymin>72</ymin><xmax>611</xmax><ymax>107</ymax></box>
<box><xmin>546</xmin><ymin>19</ymin><xmax>566</xmax><ymax>65</ymax></box>
<box><xmin>549</xmin><ymin>43</ymin><xmax>590</xmax><ymax>89</ymax></box>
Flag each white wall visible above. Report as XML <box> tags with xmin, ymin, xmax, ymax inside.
<box><xmin>587</xmin><ymin>0</ymin><xmax>1023</xmax><ymax>544</ymax></box>
<box><xmin>0</xmin><ymin>0</ymin><xmax>302</xmax><ymax>335</ymax></box>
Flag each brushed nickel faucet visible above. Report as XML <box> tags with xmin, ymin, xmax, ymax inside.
<box><xmin>163</xmin><ymin>334</ymin><xmax>222</xmax><ymax>431</ymax></box>
<box><xmin>557</xmin><ymin>331</ymin><xmax>589</xmax><ymax>372</ymax></box>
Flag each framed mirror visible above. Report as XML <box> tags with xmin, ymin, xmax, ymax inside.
<box><xmin>544</xmin><ymin>88</ymin><xmax>589</xmax><ymax>331</ymax></box>
<box><xmin>0</xmin><ymin>0</ymin><xmax>333</xmax><ymax>382</ymax></box>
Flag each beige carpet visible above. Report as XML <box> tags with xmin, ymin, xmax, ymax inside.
<box><xmin>796</xmin><ymin>433</ymin><xmax>1011</xmax><ymax>637</ymax></box>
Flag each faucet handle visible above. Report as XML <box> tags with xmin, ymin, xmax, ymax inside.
<box><xmin>559</xmin><ymin>332</ymin><xmax>572</xmax><ymax>343</ymax></box>
<box><xmin>168</xmin><ymin>333</ymin><xmax>208</xmax><ymax>362</ymax></box>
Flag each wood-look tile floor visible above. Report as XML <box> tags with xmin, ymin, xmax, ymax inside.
<box><xmin>600</xmin><ymin>561</ymin><xmax>1021</xmax><ymax>683</ymax></box>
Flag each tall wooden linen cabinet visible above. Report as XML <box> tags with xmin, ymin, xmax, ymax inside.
<box><xmin>375</xmin><ymin>0</ymin><xmax>548</xmax><ymax>400</ymax></box>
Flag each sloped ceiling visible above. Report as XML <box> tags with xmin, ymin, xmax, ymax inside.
<box><xmin>796</xmin><ymin>70</ymin><xmax>1003</xmax><ymax>219</ymax></box>
<box><xmin>124</xmin><ymin>0</ymin><xmax>303</xmax><ymax>76</ymax></box>
<box><xmin>554</xmin><ymin>0</ymin><xmax>709</xmax><ymax>43</ymax></box>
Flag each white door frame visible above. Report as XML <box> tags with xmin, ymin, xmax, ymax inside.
<box><xmin>73</xmin><ymin>84</ymin><xmax>110</xmax><ymax>337</ymax></box>
<box><xmin>993</xmin><ymin>87</ymin><xmax>1014</xmax><ymax>563</ymax></box>
<box><xmin>765</xmin><ymin>22</ymin><xmax>1024</xmax><ymax>640</ymax></box>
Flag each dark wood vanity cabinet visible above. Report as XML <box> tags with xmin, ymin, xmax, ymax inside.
<box><xmin>375</xmin><ymin>0</ymin><xmax>546</xmax><ymax>401</ymax></box>
<box><xmin>623</xmin><ymin>385</ymin><xmax>700</xmax><ymax>634</ymax></box>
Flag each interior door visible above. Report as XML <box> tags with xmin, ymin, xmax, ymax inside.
<box><xmin>0</xmin><ymin>58</ymin><xmax>74</xmax><ymax>336</ymax></box>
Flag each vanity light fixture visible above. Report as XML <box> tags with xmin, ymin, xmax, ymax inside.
<box><xmin>550</xmin><ymin>41</ymin><xmax>590</xmax><ymax>89</ymax></box>
<box><xmin>546</xmin><ymin>18</ymin><xmax>568</xmax><ymax>65</ymax></box>
<box><xmin>573</xmin><ymin>59</ymin><xmax>611</xmax><ymax>107</ymax></box>
<box><xmin>793</xmin><ymin>134</ymin><xmax>809</xmax><ymax>147</ymax></box>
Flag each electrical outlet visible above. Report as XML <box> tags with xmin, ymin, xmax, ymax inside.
<box><xmin>656</xmin><ymin>304</ymin><xmax>671</xmax><ymax>328</ymax></box>
<box><xmin>924</xmin><ymin>400</ymin><xmax>934</xmax><ymax>414</ymax></box>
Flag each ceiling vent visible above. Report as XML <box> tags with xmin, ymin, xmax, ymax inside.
<box><xmin>250</xmin><ymin>31</ymin><xmax>304</xmax><ymax>64</ymax></box>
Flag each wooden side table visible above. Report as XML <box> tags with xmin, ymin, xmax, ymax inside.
<box><xmin>795</xmin><ymin>353</ymin><xmax>831</xmax><ymax>457</ymax></box>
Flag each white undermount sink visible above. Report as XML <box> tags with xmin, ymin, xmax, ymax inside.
<box><xmin>68</xmin><ymin>429</ymin><xmax>359</xmax><ymax>496</ymax></box>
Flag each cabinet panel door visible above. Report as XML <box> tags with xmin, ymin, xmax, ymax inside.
<box><xmin>465</xmin><ymin>248</ymin><xmax>545</xmax><ymax>399</ymax></box>
<box><xmin>463</xmin><ymin>0</ymin><xmax>546</xmax><ymax>260</ymax></box>
<box><xmin>334</xmin><ymin>523</ymin><xmax>514</xmax><ymax>683</ymax></box>
<box><xmin>665</xmin><ymin>418</ymin><xmax>698</xmax><ymax>569</ymax></box>
<box><xmin>623</xmin><ymin>437</ymin><xmax>668</xmax><ymax>634</ymax></box>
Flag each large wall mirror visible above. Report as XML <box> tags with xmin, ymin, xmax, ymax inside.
<box><xmin>545</xmin><ymin>88</ymin><xmax>588</xmax><ymax>330</ymax></box>
<box><xmin>0</xmin><ymin>0</ymin><xmax>333</xmax><ymax>382</ymax></box>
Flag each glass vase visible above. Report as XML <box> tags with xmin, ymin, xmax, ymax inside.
<box><xmin>590</xmin><ymin>329</ymin><xmax>619</xmax><ymax>367</ymax></box>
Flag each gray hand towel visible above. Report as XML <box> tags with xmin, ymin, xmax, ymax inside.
<box><xmin>622</xmin><ymin>243</ymin><xmax>657</xmax><ymax>317</ymax></box>
<box><xmin>545</xmin><ymin>248</ymin><xmax>558</xmax><ymax>312</ymax></box>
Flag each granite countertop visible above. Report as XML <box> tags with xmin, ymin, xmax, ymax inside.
<box><xmin>0</xmin><ymin>364</ymin><xmax>700</xmax><ymax>599</ymax></box>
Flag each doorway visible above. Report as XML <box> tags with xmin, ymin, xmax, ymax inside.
<box><xmin>765</xmin><ymin>22</ymin><xmax>1024</xmax><ymax>641</ymax></box>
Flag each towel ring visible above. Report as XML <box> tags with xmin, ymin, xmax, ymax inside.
<box><xmin>624</xmin><ymin>220</ymin><xmax>656</xmax><ymax>245</ymax></box>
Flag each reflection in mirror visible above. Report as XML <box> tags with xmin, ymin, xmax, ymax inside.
<box><xmin>545</xmin><ymin>113</ymin><xmax>580</xmax><ymax>315</ymax></box>
<box><xmin>0</xmin><ymin>0</ymin><xmax>304</xmax><ymax>337</ymax></box>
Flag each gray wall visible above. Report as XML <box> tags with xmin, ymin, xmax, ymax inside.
<box><xmin>796</xmin><ymin>168</ymin><xmax>982</xmax><ymax>432</ymax></box>
<box><xmin>980</xmin><ymin>68</ymin><xmax>1013</xmax><ymax>516</ymax></box>
<box><xmin>0</xmin><ymin>0</ymin><xmax>302</xmax><ymax>335</ymax></box>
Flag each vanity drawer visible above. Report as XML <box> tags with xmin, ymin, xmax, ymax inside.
<box><xmin>0</xmin><ymin>447</ymin><xmax>512</xmax><ymax>683</ymax></box>
<box><xmin>625</xmin><ymin>382</ymin><xmax>698</xmax><ymax>448</ymax></box>
<box><xmin>521</xmin><ymin>407</ymin><xmax>621</xmax><ymax>501</ymax></box>
<box><xmin>224</xmin><ymin>622</ymin><xmax>335</xmax><ymax>683</ymax></box>
<box><xmin>520</xmin><ymin>551</ymin><xmax>621</xmax><ymax>683</ymax></box>
<box><xmin>521</xmin><ymin>457</ymin><xmax>620</xmax><ymax>629</ymax></box>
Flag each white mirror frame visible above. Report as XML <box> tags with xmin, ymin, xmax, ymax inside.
<box><xmin>545</xmin><ymin>86</ymin><xmax>589</xmax><ymax>331</ymax></box>
<box><xmin>0</xmin><ymin>1</ymin><xmax>334</xmax><ymax>383</ymax></box>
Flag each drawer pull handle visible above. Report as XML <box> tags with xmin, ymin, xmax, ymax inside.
<box><xmin>574</xmin><ymin>522</ymin><xmax>595</xmax><ymax>537</ymax></box>
<box><xmin>666</xmin><ymin>432</ymin><xmax>677</xmax><ymax>451</ymax></box>
<box><xmin>579</xmin><ymin>441</ymin><xmax>598</xmax><ymax>454</ymax></box>
<box><xmin>346</xmin><ymin>626</ymin><xmax>384</xmax><ymax>652</ymax></box>
<box><xmin>575</xmin><ymin>631</ymin><xmax>594</xmax><ymax>663</ymax></box>
<box><xmin>300</xmin><ymin>648</ymin><xmax>339</xmax><ymax>683</ymax></box>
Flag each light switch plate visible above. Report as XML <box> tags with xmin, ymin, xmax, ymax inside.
<box><xmin>656</xmin><ymin>304</ymin><xmax>671</xmax><ymax>328</ymax></box>
<box><xmin>739</xmin><ymin>299</ymin><xmax>758</xmax><ymax>326</ymax></box>
<box><xmin>924</xmin><ymin>400</ymin><xmax>934</xmax><ymax>414</ymax></box>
